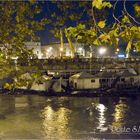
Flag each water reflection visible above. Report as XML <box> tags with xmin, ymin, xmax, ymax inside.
<box><xmin>0</xmin><ymin>95</ymin><xmax>15</xmax><ymax>115</ymax></box>
<box><xmin>0</xmin><ymin>95</ymin><xmax>139</xmax><ymax>139</ymax></box>
<box><xmin>42</xmin><ymin>106</ymin><xmax>71</xmax><ymax>139</ymax></box>
<box><xmin>112</xmin><ymin>99</ymin><xmax>128</xmax><ymax>129</ymax></box>
<box><xmin>0</xmin><ymin>95</ymin><xmax>44</xmax><ymax>139</ymax></box>
<box><xmin>96</xmin><ymin>104</ymin><xmax>107</xmax><ymax>132</ymax></box>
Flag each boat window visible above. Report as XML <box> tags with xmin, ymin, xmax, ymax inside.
<box><xmin>91</xmin><ymin>79</ymin><xmax>95</xmax><ymax>83</ymax></box>
<box><xmin>102</xmin><ymin>79</ymin><xmax>106</xmax><ymax>82</ymax></box>
<box><xmin>130</xmin><ymin>78</ymin><xmax>134</xmax><ymax>82</ymax></box>
<box><xmin>121</xmin><ymin>78</ymin><xmax>125</xmax><ymax>82</ymax></box>
<box><xmin>75</xmin><ymin>83</ymin><xmax>77</xmax><ymax>88</ymax></box>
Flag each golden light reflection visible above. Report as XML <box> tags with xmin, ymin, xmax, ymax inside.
<box><xmin>96</xmin><ymin>104</ymin><xmax>107</xmax><ymax>131</ymax></box>
<box><xmin>43</xmin><ymin>106</ymin><xmax>53</xmax><ymax>121</ymax></box>
<box><xmin>42</xmin><ymin>106</ymin><xmax>72</xmax><ymax>139</ymax></box>
<box><xmin>112</xmin><ymin>99</ymin><xmax>128</xmax><ymax>128</ymax></box>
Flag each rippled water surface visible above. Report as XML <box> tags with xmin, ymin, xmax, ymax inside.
<box><xmin>0</xmin><ymin>94</ymin><xmax>140</xmax><ymax>139</ymax></box>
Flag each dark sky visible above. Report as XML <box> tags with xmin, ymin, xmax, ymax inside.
<box><xmin>37</xmin><ymin>1</ymin><xmax>140</xmax><ymax>45</ymax></box>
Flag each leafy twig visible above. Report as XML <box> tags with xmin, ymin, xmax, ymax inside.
<box><xmin>124</xmin><ymin>0</ymin><xmax>140</xmax><ymax>25</ymax></box>
<box><xmin>91</xmin><ymin>2</ymin><xmax>103</xmax><ymax>35</ymax></box>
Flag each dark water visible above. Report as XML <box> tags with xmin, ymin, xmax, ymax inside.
<box><xmin>0</xmin><ymin>94</ymin><xmax>140</xmax><ymax>139</ymax></box>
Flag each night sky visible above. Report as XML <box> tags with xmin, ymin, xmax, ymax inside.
<box><xmin>37</xmin><ymin>1</ymin><xmax>140</xmax><ymax>45</ymax></box>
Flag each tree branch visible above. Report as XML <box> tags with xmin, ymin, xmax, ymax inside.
<box><xmin>91</xmin><ymin>1</ymin><xmax>103</xmax><ymax>35</ymax></box>
<box><xmin>81</xmin><ymin>8</ymin><xmax>87</xmax><ymax>19</ymax></box>
<box><xmin>113</xmin><ymin>0</ymin><xmax>121</xmax><ymax>24</ymax></box>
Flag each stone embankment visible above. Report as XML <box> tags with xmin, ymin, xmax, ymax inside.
<box><xmin>38</xmin><ymin>58</ymin><xmax>140</xmax><ymax>74</ymax></box>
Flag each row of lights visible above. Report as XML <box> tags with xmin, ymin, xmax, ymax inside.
<box><xmin>45</xmin><ymin>46</ymin><xmax>137</xmax><ymax>58</ymax></box>
<box><xmin>45</xmin><ymin>47</ymin><xmax>106</xmax><ymax>58</ymax></box>
<box><xmin>45</xmin><ymin>47</ymin><xmax>84</xmax><ymax>57</ymax></box>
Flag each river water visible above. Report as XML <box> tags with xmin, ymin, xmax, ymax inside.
<box><xmin>0</xmin><ymin>94</ymin><xmax>140</xmax><ymax>139</ymax></box>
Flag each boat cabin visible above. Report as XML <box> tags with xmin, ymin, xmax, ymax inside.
<box><xmin>95</xmin><ymin>67</ymin><xmax>139</xmax><ymax>89</ymax></box>
<box><xmin>17</xmin><ymin>73</ymin><xmax>52</xmax><ymax>92</ymax></box>
<box><xmin>69</xmin><ymin>72</ymin><xmax>100</xmax><ymax>90</ymax></box>
<box><xmin>31</xmin><ymin>75</ymin><xmax>52</xmax><ymax>91</ymax></box>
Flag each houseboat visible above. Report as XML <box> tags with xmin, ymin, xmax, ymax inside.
<box><xmin>15</xmin><ymin>72</ymin><xmax>53</xmax><ymax>93</ymax></box>
<box><xmin>15</xmin><ymin>73</ymin><xmax>69</xmax><ymax>95</ymax></box>
<box><xmin>69</xmin><ymin>72</ymin><xmax>100</xmax><ymax>90</ymax></box>
<box><xmin>69</xmin><ymin>67</ymin><xmax>140</xmax><ymax>96</ymax></box>
<box><xmin>4</xmin><ymin>67</ymin><xmax>140</xmax><ymax>96</ymax></box>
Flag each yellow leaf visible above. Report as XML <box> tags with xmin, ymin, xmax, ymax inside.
<box><xmin>126</xmin><ymin>41</ymin><xmax>132</xmax><ymax>52</ymax></box>
<box><xmin>122</xmin><ymin>15</ymin><xmax>130</xmax><ymax>23</ymax></box>
<box><xmin>4</xmin><ymin>83</ymin><xmax>10</xmax><ymax>89</ymax></box>
<box><xmin>4</xmin><ymin>83</ymin><xmax>13</xmax><ymax>90</ymax></box>
<box><xmin>99</xmin><ymin>33</ymin><xmax>110</xmax><ymax>42</ymax></box>
<box><xmin>93</xmin><ymin>39</ymin><xmax>100</xmax><ymax>45</ymax></box>
<box><xmin>92</xmin><ymin>0</ymin><xmax>112</xmax><ymax>9</ymax></box>
<box><xmin>134</xmin><ymin>41</ymin><xmax>140</xmax><ymax>52</ymax></box>
<box><xmin>98</xmin><ymin>20</ymin><xmax>106</xmax><ymax>28</ymax></box>
<box><xmin>134</xmin><ymin>4</ymin><xmax>140</xmax><ymax>17</ymax></box>
<box><xmin>102</xmin><ymin>2</ymin><xmax>112</xmax><ymax>8</ymax></box>
<box><xmin>92</xmin><ymin>0</ymin><xmax>103</xmax><ymax>10</ymax></box>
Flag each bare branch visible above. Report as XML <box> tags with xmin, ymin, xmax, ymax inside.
<box><xmin>81</xmin><ymin>8</ymin><xmax>86</xmax><ymax>19</ymax></box>
<box><xmin>113</xmin><ymin>0</ymin><xmax>121</xmax><ymax>24</ymax></box>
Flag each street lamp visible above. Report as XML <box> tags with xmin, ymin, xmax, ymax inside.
<box><xmin>49</xmin><ymin>47</ymin><xmax>52</xmax><ymax>51</ymax></box>
<box><xmin>46</xmin><ymin>47</ymin><xmax>53</xmax><ymax>58</ymax></box>
<box><xmin>115</xmin><ymin>48</ymin><xmax>120</xmax><ymax>57</ymax></box>
<box><xmin>60</xmin><ymin>47</ymin><xmax>64</xmax><ymax>57</ymax></box>
<box><xmin>60</xmin><ymin>47</ymin><xmax>63</xmax><ymax>52</ymax></box>
<box><xmin>116</xmin><ymin>48</ymin><xmax>119</xmax><ymax>52</ymax></box>
<box><xmin>133</xmin><ymin>48</ymin><xmax>136</xmax><ymax>52</ymax></box>
<box><xmin>98</xmin><ymin>47</ymin><xmax>107</xmax><ymax>55</ymax></box>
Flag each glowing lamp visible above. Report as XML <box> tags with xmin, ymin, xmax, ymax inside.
<box><xmin>99</xmin><ymin>47</ymin><xmax>107</xmax><ymax>55</ymax></box>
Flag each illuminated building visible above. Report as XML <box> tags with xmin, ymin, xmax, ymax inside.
<box><xmin>25</xmin><ymin>42</ymin><xmax>43</xmax><ymax>59</ymax></box>
<box><xmin>42</xmin><ymin>42</ymin><xmax>85</xmax><ymax>58</ymax></box>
